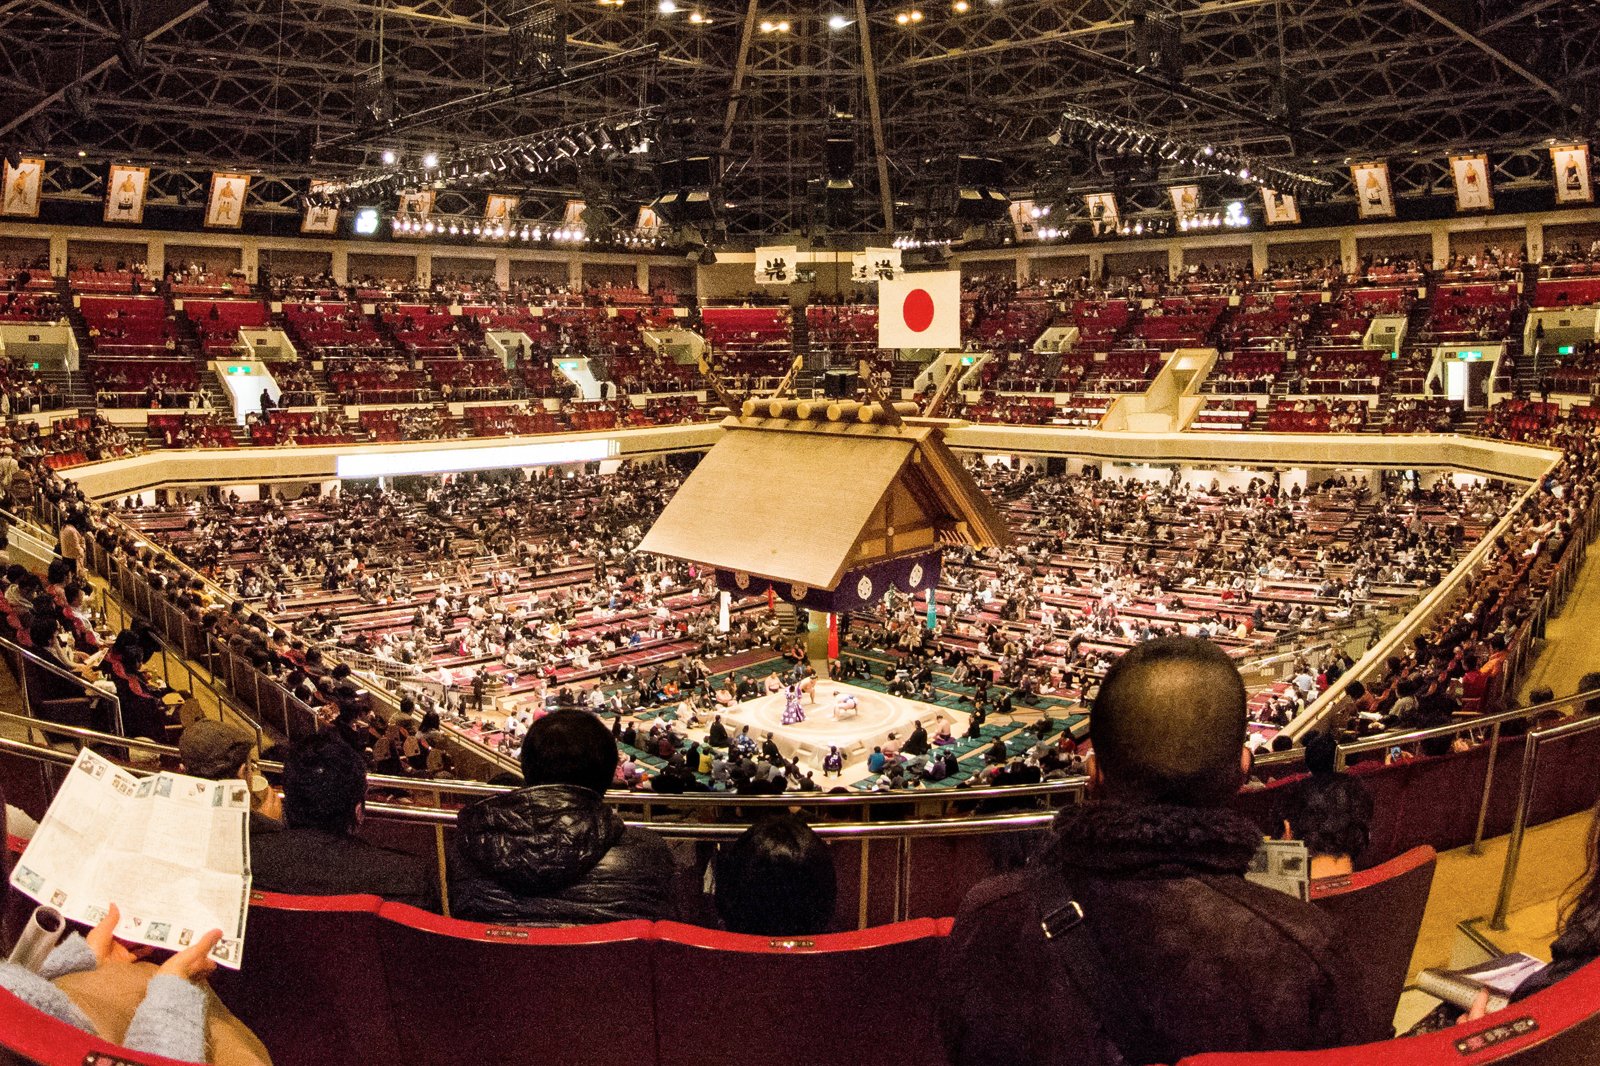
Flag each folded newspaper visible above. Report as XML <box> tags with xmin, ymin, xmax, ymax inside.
<box><xmin>1416</xmin><ymin>953</ymin><xmax>1547</xmax><ymax>1014</ymax></box>
<box><xmin>9</xmin><ymin>748</ymin><xmax>251</xmax><ymax>969</ymax></box>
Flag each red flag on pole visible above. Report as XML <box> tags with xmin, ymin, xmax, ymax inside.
<box><xmin>827</xmin><ymin>612</ymin><xmax>839</xmax><ymax>659</ymax></box>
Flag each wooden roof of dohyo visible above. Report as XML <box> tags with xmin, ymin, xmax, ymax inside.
<box><xmin>638</xmin><ymin>404</ymin><xmax>1010</xmax><ymax>591</ymax></box>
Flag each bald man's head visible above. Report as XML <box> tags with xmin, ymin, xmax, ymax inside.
<box><xmin>1089</xmin><ymin>637</ymin><xmax>1248</xmax><ymax>808</ymax></box>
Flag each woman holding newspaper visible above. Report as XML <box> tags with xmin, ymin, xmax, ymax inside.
<box><xmin>0</xmin><ymin>902</ymin><xmax>223</xmax><ymax>1062</ymax></box>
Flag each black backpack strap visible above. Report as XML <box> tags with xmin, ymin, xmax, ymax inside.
<box><xmin>1031</xmin><ymin>870</ymin><xmax>1147</xmax><ymax>1066</ymax></box>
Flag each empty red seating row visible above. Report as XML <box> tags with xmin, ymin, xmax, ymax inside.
<box><xmin>1</xmin><ymin>268</ymin><xmax>55</xmax><ymax>289</ymax></box>
<box><xmin>212</xmin><ymin>894</ymin><xmax>957</xmax><ymax>1066</ymax></box>
<box><xmin>1534</xmin><ymin>276</ymin><xmax>1600</xmax><ymax>306</ymax></box>
<box><xmin>79</xmin><ymin>294</ymin><xmax>167</xmax><ymax>320</ymax></box>
<box><xmin>89</xmin><ymin>358</ymin><xmax>198</xmax><ymax>390</ymax></box>
<box><xmin>68</xmin><ymin>269</ymin><xmax>156</xmax><ymax>293</ymax></box>
<box><xmin>1434</xmin><ymin>283</ymin><xmax>1517</xmax><ymax>310</ymax></box>
<box><xmin>701</xmin><ymin>306</ymin><xmax>790</xmax><ymax>342</ymax></box>
<box><xmin>1193</xmin><ymin>399</ymin><xmax>1256</xmax><ymax>430</ymax></box>
<box><xmin>1266</xmin><ymin>401</ymin><xmax>1368</xmax><ymax>432</ymax></box>
<box><xmin>148</xmin><ymin>414</ymin><xmax>234</xmax><ymax>447</ymax></box>
<box><xmin>423</xmin><ymin>359</ymin><xmax>511</xmax><ymax>388</ymax></box>
<box><xmin>182</xmin><ymin>299</ymin><xmax>267</xmax><ymax>327</ymax></box>
<box><xmin>0</xmin><ymin>292</ymin><xmax>60</xmax><ymax>322</ymax></box>
<box><xmin>1343</xmin><ymin>286</ymin><xmax>1412</xmax><ymax>310</ymax></box>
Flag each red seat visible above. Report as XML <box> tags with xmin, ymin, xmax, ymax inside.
<box><xmin>371</xmin><ymin>902</ymin><xmax>657</xmax><ymax>1066</ymax></box>
<box><xmin>651</xmin><ymin>918</ymin><xmax>952</xmax><ymax>1066</ymax></box>
<box><xmin>1309</xmin><ymin>846</ymin><xmax>1437</xmax><ymax>1028</ymax></box>
<box><xmin>1177</xmin><ymin>956</ymin><xmax>1600</xmax><ymax>1064</ymax></box>
<box><xmin>209</xmin><ymin>892</ymin><xmax>398</xmax><ymax>1066</ymax></box>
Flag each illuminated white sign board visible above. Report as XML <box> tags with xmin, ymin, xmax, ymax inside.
<box><xmin>336</xmin><ymin>438</ymin><xmax>618</xmax><ymax>480</ymax></box>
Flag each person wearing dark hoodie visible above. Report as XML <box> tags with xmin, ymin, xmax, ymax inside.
<box><xmin>449</xmin><ymin>708</ymin><xmax>678</xmax><ymax>925</ymax></box>
<box><xmin>940</xmin><ymin>637</ymin><xmax>1384</xmax><ymax>1066</ymax></box>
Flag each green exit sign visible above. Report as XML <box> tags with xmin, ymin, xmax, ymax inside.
<box><xmin>559</xmin><ymin>361</ymin><xmax>578</xmax><ymax>371</ymax></box>
<box><xmin>961</xmin><ymin>356</ymin><xmax>976</xmax><ymax>365</ymax></box>
<box><xmin>226</xmin><ymin>365</ymin><xmax>254</xmax><ymax>375</ymax></box>
<box><xmin>28</xmin><ymin>362</ymin><xmax>40</xmax><ymax>371</ymax></box>
<box><xmin>1459</xmin><ymin>350</ymin><xmax>1484</xmax><ymax>361</ymax></box>
<box><xmin>1559</xmin><ymin>344</ymin><xmax>1575</xmax><ymax>355</ymax></box>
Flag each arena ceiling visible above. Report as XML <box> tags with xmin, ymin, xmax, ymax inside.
<box><xmin>3</xmin><ymin>0</ymin><xmax>1600</xmax><ymax>239</ymax></box>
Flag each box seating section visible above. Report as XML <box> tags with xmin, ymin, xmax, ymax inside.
<box><xmin>40</xmin><ymin>885</ymin><xmax>1600</xmax><ymax>1066</ymax></box>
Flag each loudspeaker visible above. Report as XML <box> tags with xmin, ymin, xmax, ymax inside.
<box><xmin>823</xmin><ymin>369</ymin><xmax>857</xmax><ymax>398</ymax></box>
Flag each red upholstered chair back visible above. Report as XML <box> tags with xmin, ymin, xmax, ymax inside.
<box><xmin>1310</xmin><ymin>845</ymin><xmax>1437</xmax><ymax>1028</ymax></box>
<box><xmin>209</xmin><ymin>892</ymin><xmax>397</xmax><ymax>1066</ymax></box>
<box><xmin>370</xmin><ymin>902</ymin><xmax>657</xmax><ymax>1066</ymax></box>
<box><xmin>650</xmin><ymin>917</ymin><xmax>952</xmax><ymax>1066</ymax></box>
<box><xmin>1178</xmin><ymin>956</ymin><xmax>1600</xmax><ymax>1065</ymax></box>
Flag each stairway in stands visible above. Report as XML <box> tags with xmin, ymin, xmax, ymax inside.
<box><xmin>39</xmin><ymin>368</ymin><xmax>93</xmax><ymax>411</ymax></box>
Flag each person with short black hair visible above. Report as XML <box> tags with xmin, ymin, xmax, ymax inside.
<box><xmin>250</xmin><ymin>732</ymin><xmax>436</xmax><ymax>910</ymax></box>
<box><xmin>714</xmin><ymin>815</ymin><xmax>836</xmax><ymax>937</ymax></box>
<box><xmin>941</xmin><ymin>637</ymin><xmax>1382</xmax><ymax>1065</ymax></box>
<box><xmin>1277</xmin><ymin>772</ymin><xmax>1375</xmax><ymax>880</ymax></box>
<box><xmin>448</xmin><ymin>709</ymin><xmax>677</xmax><ymax>925</ymax></box>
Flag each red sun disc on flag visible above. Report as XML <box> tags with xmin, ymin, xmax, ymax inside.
<box><xmin>902</xmin><ymin>288</ymin><xmax>936</xmax><ymax>332</ymax></box>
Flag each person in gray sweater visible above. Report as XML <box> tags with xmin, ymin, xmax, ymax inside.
<box><xmin>0</xmin><ymin>902</ymin><xmax>220</xmax><ymax>1063</ymax></box>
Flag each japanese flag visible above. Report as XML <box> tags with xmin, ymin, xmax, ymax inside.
<box><xmin>878</xmin><ymin>270</ymin><xmax>961</xmax><ymax>349</ymax></box>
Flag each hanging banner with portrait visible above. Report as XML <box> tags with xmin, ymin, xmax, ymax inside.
<box><xmin>104</xmin><ymin>165</ymin><xmax>149</xmax><ymax>224</ymax></box>
<box><xmin>1552</xmin><ymin>144</ymin><xmax>1593</xmax><ymax>204</ymax></box>
<box><xmin>1351</xmin><ymin>161</ymin><xmax>1395</xmax><ymax>218</ymax></box>
<box><xmin>1260</xmin><ymin>188</ymin><xmax>1301</xmax><ymax>225</ymax></box>
<box><xmin>1168</xmin><ymin>184</ymin><xmax>1201</xmax><ymax>222</ymax></box>
<box><xmin>205</xmin><ymin>172</ymin><xmax>250</xmax><ymax>229</ymax></box>
<box><xmin>1449</xmin><ymin>154</ymin><xmax>1493</xmax><ymax>212</ymax></box>
<box><xmin>1</xmin><ymin>157</ymin><xmax>44</xmax><ymax>218</ymax></box>
<box><xmin>393</xmin><ymin>189</ymin><xmax>434</xmax><ymax>238</ymax></box>
<box><xmin>301</xmin><ymin>181</ymin><xmax>339</xmax><ymax>234</ymax></box>
<box><xmin>1084</xmin><ymin>191</ymin><xmax>1119</xmax><ymax>234</ymax></box>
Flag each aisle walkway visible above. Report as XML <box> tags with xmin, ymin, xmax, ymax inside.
<box><xmin>1518</xmin><ymin>537</ymin><xmax>1600</xmax><ymax>701</ymax></box>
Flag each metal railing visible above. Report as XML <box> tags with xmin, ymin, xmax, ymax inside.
<box><xmin>1287</xmin><ymin>474</ymin><xmax>1600</xmax><ymax>743</ymax></box>
<box><xmin>1329</xmin><ymin>686</ymin><xmax>1600</xmax><ymax>854</ymax></box>
<box><xmin>4</xmin><ymin>681</ymin><xmax>1599</xmax><ymax>926</ymax></box>
<box><xmin>1491</xmin><ymin>709</ymin><xmax>1600</xmax><ymax>930</ymax></box>
<box><xmin>0</xmin><ymin>631</ymin><xmax>124</xmax><ymax>739</ymax></box>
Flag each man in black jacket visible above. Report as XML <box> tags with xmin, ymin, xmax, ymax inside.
<box><xmin>448</xmin><ymin>709</ymin><xmax>677</xmax><ymax>925</ymax></box>
<box><xmin>250</xmin><ymin>732</ymin><xmax>437</xmax><ymax>911</ymax></box>
<box><xmin>941</xmin><ymin>637</ymin><xmax>1386</xmax><ymax>1066</ymax></box>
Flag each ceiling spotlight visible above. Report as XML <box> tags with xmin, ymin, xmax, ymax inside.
<box><xmin>910</xmin><ymin>9</ymin><xmax>923</xmax><ymax>21</ymax></box>
<box><xmin>688</xmin><ymin>9</ymin><xmax>708</xmax><ymax>21</ymax></box>
<box><xmin>777</xmin><ymin>18</ymin><xmax>790</xmax><ymax>30</ymax></box>
<box><xmin>952</xmin><ymin>0</ymin><xmax>969</xmax><ymax>10</ymax></box>
<box><xmin>422</xmin><ymin>152</ymin><xmax>439</xmax><ymax>168</ymax></box>
<box><xmin>827</xmin><ymin>13</ymin><xmax>850</xmax><ymax>29</ymax></box>
<box><xmin>759</xmin><ymin>18</ymin><xmax>773</xmax><ymax>30</ymax></box>
<box><xmin>381</xmin><ymin>149</ymin><xmax>397</xmax><ymax>165</ymax></box>
<box><xmin>896</xmin><ymin>11</ymin><xmax>909</xmax><ymax>23</ymax></box>
<box><xmin>658</xmin><ymin>0</ymin><xmax>676</xmax><ymax>10</ymax></box>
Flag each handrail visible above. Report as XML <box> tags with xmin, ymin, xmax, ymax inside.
<box><xmin>0</xmin><ymin>631</ymin><xmax>124</xmax><ymax>738</ymax></box>
<box><xmin>0</xmin><ymin>730</ymin><xmax>1066</xmax><ymax>841</ymax></box>
<box><xmin>0</xmin><ymin>702</ymin><xmax>1084</xmax><ymax>807</ymax></box>
<box><xmin>4</xmin><ymin>682</ymin><xmax>1600</xmax><ymax>816</ymax></box>
<box><xmin>1333</xmin><ymin>686</ymin><xmax>1600</xmax><ymax>764</ymax></box>
<box><xmin>1489</xmin><ymin>710</ymin><xmax>1600</xmax><ymax>929</ymax></box>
